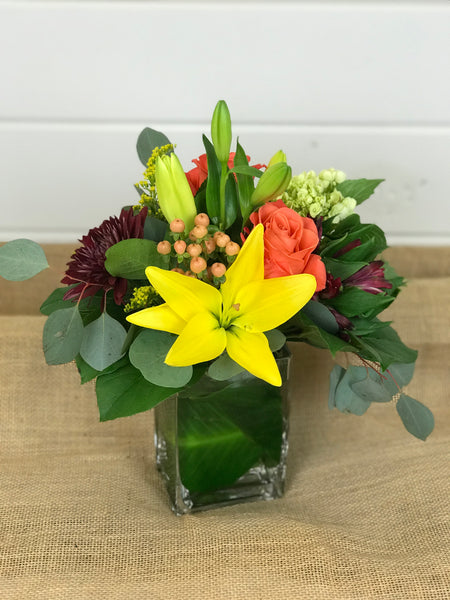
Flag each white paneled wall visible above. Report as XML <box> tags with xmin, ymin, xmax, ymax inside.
<box><xmin>1</xmin><ymin>1</ymin><xmax>449</xmax><ymax>244</ymax></box>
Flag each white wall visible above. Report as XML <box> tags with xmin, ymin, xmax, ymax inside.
<box><xmin>1</xmin><ymin>0</ymin><xmax>449</xmax><ymax>244</ymax></box>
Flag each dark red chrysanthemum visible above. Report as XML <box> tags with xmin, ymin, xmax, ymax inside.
<box><xmin>62</xmin><ymin>207</ymin><xmax>148</xmax><ymax>305</ymax></box>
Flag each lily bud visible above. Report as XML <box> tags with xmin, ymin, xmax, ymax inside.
<box><xmin>155</xmin><ymin>154</ymin><xmax>197</xmax><ymax>231</ymax></box>
<box><xmin>267</xmin><ymin>150</ymin><xmax>287</xmax><ymax>168</ymax></box>
<box><xmin>250</xmin><ymin>162</ymin><xmax>292</xmax><ymax>206</ymax></box>
<box><xmin>211</xmin><ymin>100</ymin><xmax>232</xmax><ymax>163</ymax></box>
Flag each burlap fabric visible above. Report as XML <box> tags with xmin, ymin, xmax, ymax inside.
<box><xmin>1</xmin><ymin>247</ymin><xmax>449</xmax><ymax>599</ymax></box>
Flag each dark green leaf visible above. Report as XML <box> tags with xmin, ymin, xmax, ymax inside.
<box><xmin>40</xmin><ymin>287</ymin><xmax>76</xmax><ymax>315</ymax></box>
<box><xmin>75</xmin><ymin>354</ymin><xmax>99</xmax><ymax>384</ymax></box>
<box><xmin>350</xmin><ymin>317</ymin><xmax>391</xmax><ymax>336</ymax></box>
<box><xmin>143</xmin><ymin>216</ymin><xmax>168</xmax><ymax>242</ymax></box>
<box><xmin>80</xmin><ymin>312</ymin><xmax>127</xmax><ymax>371</ymax></box>
<box><xmin>301</xmin><ymin>300</ymin><xmax>339</xmax><ymax>335</ymax></box>
<box><xmin>96</xmin><ymin>363</ymin><xmax>179</xmax><ymax>421</ymax></box>
<box><xmin>234</xmin><ymin>140</ymin><xmax>255</xmax><ymax>223</ymax></box>
<box><xmin>228</xmin><ymin>165</ymin><xmax>263</xmax><ymax>177</ymax></box>
<box><xmin>326</xmin><ymin>287</ymin><xmax>394</xmax><ymax>319</ymax></box>
<box><xmin>396</xmin><ymin>394</ymin><xmax>434</xmax><ymax>440</ymax></box>
<box><xmin>136</xmin><ymin>127</ymin><xmax>172</xmax><ymax>166</ymax></box>
<box><xmin>0</xmin><ymin>239</ymin><xmax>48</xmax><ymax>281</ymax></box>
<box><xmin>336</xmin><ymin>178</ymin><xmax>384</xmax><ymax>205</ymax></box>
<box><xmin>43</xmin><ymin>306</ymin><xmax>84</xmax><ymax>365</ymax></box>
<box><xmin>105</xmin><ymin>238</ymin><xmax>167</xmax><ymax>279</ymax></box>
<box><xmin>224</xmin><ymin>171</ymin><xmax>239</xmax><ymax>229</ymax></box>
<box><xmin>322</xmin><ymin>257</ymin><xmax>368</xmax><ymax>280</ymax></box>
<box><xmin>354</xmin><ymin>326</ymin><xmax>418</xmax><ymax>370</ymax></box>
<box><xmin>203</xmin><ymin>134</ymin><xmax>221</xmax><ymax>224</ymax></box>
<box><xmin>129</xmin><ymin>329</ymin><xmax>192</xmax><ymax>387</ymax></box>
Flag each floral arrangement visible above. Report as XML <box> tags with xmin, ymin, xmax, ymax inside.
<box><xmin>0</xmin><ymin>100</ymin><xmax>434</xmax><ymax>441</ymax></box>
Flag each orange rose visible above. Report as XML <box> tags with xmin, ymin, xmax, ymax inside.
<box><xmin>249</xmin><ymin>200</ymin><xmax>326</xmax><ymax>291</ymax></box>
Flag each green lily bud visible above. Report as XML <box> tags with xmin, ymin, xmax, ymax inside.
<box><xmin>155</xmin><ymin>153</ymin><xmax>197</xmax><ymax>231</ymax></box>
<box><xmin>267</xmin><ymin>150</ymin><xmax>287</xmax><ymax>168</ymax></box>
<box><xmin>251</xmin><ymin>162</ymin><xmax>292</xmax><ymax>206</ymax></box>
<box><xmin>211</xmin><ymin>100</ymin><xmax>232</xmax><ymax>163</ymax></box>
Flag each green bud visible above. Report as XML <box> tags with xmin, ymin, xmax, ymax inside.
<box><xmin>155</xmin><ymin>153</ymin><xmax>197</xmax><ymax>231</ymax></box>
<box><xmin>251</xmin><ymin>162</ymin><xmax>292</xmax><ymax>206</ymax></box>
<box><xmin>211</xmin><ymin>100</ymin><xmax>232</xmax><ymax>163</ymax></box>
<box><xmin>267</xmin><ymin>150</ymin><xmax>287</xmax><ymax>168</ymax></box>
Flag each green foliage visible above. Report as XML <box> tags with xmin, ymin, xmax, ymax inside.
<box><xmin>42</xmin><ymin>306</ymin><xmax>84</xmax><ymax>365</ymax></box>
<box><xmin>129</xmin><ymin>329</ymin><xmax>192</xmax><ymax>388</ymax></box>
<box><xmin>233</xmin><ymin>140</ymin><xmax>255</xmax><ymax>224</ymax></box>
<box><xmin>336</xmin><ymin>178</ymin><xmax>384</xmax><ymax>205</ymax></box>
<box><xmin>0</xmin><ymin>239</ymin><xmax>48</xmax><ymax>281</ymax></box>
<box><xmin>396</xmin><ymin>395</ymin><xmax>434</xmax><ymax>441</ymax></box>
<box><xmin>143</xmin><ymin>216</ymin><xmax>168</xmax><ymax>242</ymax></box>
<box><xmin>136</xmin><ymin>127</ymin><xmax>172</xmax><ymax>166</ymax></box>
<box><xmin>326</xmin><ymin>287</ymin><xmax>394</xmax><ymax>319</ymax></box>
<box><xmin>203</xmin><ymin>134</ymin><xmax>221</xmax><ymax>225</ymax></box>
<box><xmin>301</xmin><ymin>300</ymin><xmax>339</xmax><ymax>335</ymax></box>
<box><xmin>80</xmin><ymin>312</ymin><xmax>127</xmax><ymax>371</ymax></box>
<box><xmin>105</xmin><ymin>238</ymin><xmax>169</xmax><ymax>280</ymax></box>
<box><xmin>40</xmin><ymin>287</ymin><xmax>75</xmax><ymax>315</ymax></box>
<box><xmin>96</xmin><ymin>362</ymin><xmax>180</xmax><ymax>421</ymax></box>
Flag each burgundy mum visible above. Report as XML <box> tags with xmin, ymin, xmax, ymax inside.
<box><xmin>62</xmin><ymin>207</ymin><xmax>148</xmax><ymax>305</ymax></box>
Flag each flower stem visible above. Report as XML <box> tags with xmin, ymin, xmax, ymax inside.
<box><xmin>219</xmin><ymin>162</ymin><xmax>228</xmax><ymax>227</ymax></box>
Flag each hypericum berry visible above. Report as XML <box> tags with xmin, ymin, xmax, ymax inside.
<box><xmin>184</xmin><ymin>270</ymin><xmax>197</xmax><ymax>278</ymax></box>
<box><xmin>225</xmin><ymin>241</ymin><xmax>240</xmax><ymax>256</ymax></box>
<box><xmin>213</xmin><ymin>231</ymin><xmax>224</xmax><ymax>241</ymax></box>
<box><xmin>157</xmin><ymin>240</ymin><xmax>172</xmax><ymax>255</ymax></box>
<box><xmin>215</xmin><ymin>233</ymin><xmax>230</xmax><ymax>248</ymax></box>
<box><xmin>194</xmin><ymin>213</ymin><xmax>210</xmax><ymax>227</ymax></box>
<box><xmin>210</xmin><ymin>262</ymin><xmax>227</xmax><ymax>277</ymax></box>
<box><xmin>170</xmin><ymin>219</ymin><xmax>185</xmax><ymax>233</ymax></box>
<box><xmin>204</xmin><ymin>238</ymin><xmax>216</xmax><ymax>254</ymax></box>
<box><xmin>171</xmin><ymin>267</ymin><xmax>185</xmax><ymax>274</ymax></box>
<box><xmin>173</xmin><ymin>239</ymin><xmax>187</xmax><ymax>254</ymax></box>
<box><xmin>186</xmin><ymin>243</ymin><xmax>202</xmax><ymax>257</ymax></box>
<box><xmin>190</xmin><ymin>256</ymin><xmax>207</xmax><ymax>274</ymax></box>
<box><xmin>190</xmin><ymin>225</ymin><xmax>208</xmax><ymax>239</ymax></box>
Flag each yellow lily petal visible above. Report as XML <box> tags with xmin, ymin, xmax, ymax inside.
<box><xmin>226</xmin><ymin>327</ymin><xmax>281</xmax><ymax>387</ymax></box>
<box><xmin>221</xmin><ymin>224</ymin><xmax>264</xmax><ymax>308</ymax></box>
<box><xmin>126</xmin><ymin>303</ymin><xmax>186</xmax><ymax>335</ymax></box>
<box><xmin>145</xmin><ymin>266</ymin><xmax>222</xmax><ymax>323</ymax></box>
<box><xmin>233</xmin><ymin>273</ymin><xmax>316</xmax><ymax>333</ymax></box>
<box><xmin>165</xmin><ymin>311</ymin><xmax>227</xmax><ymax>367</ymax></box>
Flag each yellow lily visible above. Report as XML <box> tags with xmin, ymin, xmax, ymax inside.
<box><xmin>126</xmin><ymin>224</ymin><xmax>316</xmax><ymax>386</ymax></box>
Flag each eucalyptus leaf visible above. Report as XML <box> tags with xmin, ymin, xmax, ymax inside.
<box><xmin>265</xmin><ymin>329</ymin><xmax>286</xmax><ymax>352</ymax></box>
<box><xmin>350</xmin><ymin>376</ymin><xmax>392</xmax><ymax>403</ymax></box>
<box><xmin>80</xmin><ymin>312</ymin><xmax>127</xmax><ymax>371</ymax></box>
<box><xmin>129</xmin><ymin>329</ymin><xmax>192</xmax><ymax>388</ymax></box>
<box><xmin>208</xmin><ymin>353</ymin><xmax>245</xmax><ymax>381</ymax></box>
<box><xmin>336</xmin><ymin>178</ymin><xmax>384</xmax><ymax>205</ymax></box>
<box><xmin>0</xmin><ymin>239</ymin><xmax>48</xmax><ymax>281</ymax></box>
<box><xmin>334</xmin><ymin>367</ymin><xmax>372</xmax><ymax>415</ymax></box>
<box><xmin>43</xmin><ymin>306</ymin><xmax>84</xmax><ymax>365</ymax></box>
<box><xmin>136</xmin><ymin>127</ymin><xmax>172</xmax><ymax>166</ymax></box>
<box><xmin>96</xmin><ymin>363</ymin><xmax>179</xmax><ymax>421</ymax></box>
<box><xmin>328</xmin><ymin>365</ymin><xmax>346</xmax><ymax>409</ymax></box>
<box><xmin>396</xmin><ymin>394</ymin><xmax>434</xmax><ymax>441</ymax></box>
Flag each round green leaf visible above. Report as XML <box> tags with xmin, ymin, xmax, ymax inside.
<box><xmin>208</xmin><ymin>353</ymin><xmax>245</xmax><ymax>381</ymax></box>
<box><xmin>43</xmin><ymin>306</ymin><xmax>84</xmax><ymax>365</ymax></box>
<box><xmin>129</xmin><ymin>329</ymin><xmax>192</xmax><ymax>388</ymax></box>
<box><xmin>80</xmin><ymin>312</ymin><xmax>127</xmax><ymax>371</ymax></box>
<box><xmin>0</xmin><ymin>239</ymin><xmax>48</xmax><ymax>281</ymax></box>
<box><xmin>396</xmin><ymin>394</ymin><xmax>435</xmax><ymax>441</ymax></box>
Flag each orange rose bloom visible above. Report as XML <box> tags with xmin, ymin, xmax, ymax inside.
<box><xmin>249</xmin><ymin>200</ymin><xmax>326</xmax><ymax>291</ymax></box>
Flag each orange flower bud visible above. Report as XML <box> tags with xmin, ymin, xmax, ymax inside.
<box><xmin>194</xmin><ymin>213</ymin><xmax>210</xmax><ymax>227</ymax></box>
<box><xmin>173</xmin><ymin>240</ymin><xmax>186</xmax><ymax>254</ymax></box>
<box><xmin>170</xmin><ymin>219</ymin><xmax>185</xmax><ymax>233</ymax></box>
<box><xmin>203</xmin><ymin>238</ymin><xmax>216</xmax><ymax>254</ymax></box>
<box><xmin>225</xmin><ymin>241</ymin><xmax>240</xmax><ymax>256</ymax></box>
<box><xmin>190</xmin><ymin>256</ymin><xmax>207</xmax><ymax>274</ymax></box>
<box><xmin>210</xmin><ymin>262</ymin><xmax>226</xmax><ymax>277</ymax></box>
<box><xmin>191</xmin><ymin>225</ymin><xmax>208</xmax><ymax>239</ymax></box>
<box><xmin>215</xmin><ymin>233</ymin><xmax>230</xmax><ymax>248</ymax></box>
<box><xmin>157</xmin><ymin>240</ymin><xmax>172</xmax><ymax>255</ymax></box>
<box><xmin>187</xmin><ymin>243</ymin><xmax>202</xmax><ymax>257</ymax></box>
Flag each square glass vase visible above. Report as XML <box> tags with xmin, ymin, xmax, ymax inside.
<box><xmin>154</xmin><ymin>346</ymin><xmax>291</xmax><ymax>515</ymax></box>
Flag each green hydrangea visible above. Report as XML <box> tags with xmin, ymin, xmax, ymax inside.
<box><xmin>282</xmin><ymin>168</ymin><xmax>356</xmax><ymax>223</ymax></box>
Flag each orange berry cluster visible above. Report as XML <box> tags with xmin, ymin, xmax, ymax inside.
<box><xmin>156</xmin><ymin>213</ymin><xmax>240</xmax><ymax>283</ymax></box>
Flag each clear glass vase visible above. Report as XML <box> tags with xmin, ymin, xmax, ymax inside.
<box><xmin>154</xmin><ymin>346</ymin><xmax>291</xmax><ymax>515</ymax></box>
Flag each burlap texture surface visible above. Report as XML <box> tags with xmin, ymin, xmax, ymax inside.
<box><xmin>1</xmin><ymin>248</ymin><xmax>449</xmax><ymax>599</ymax></box>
